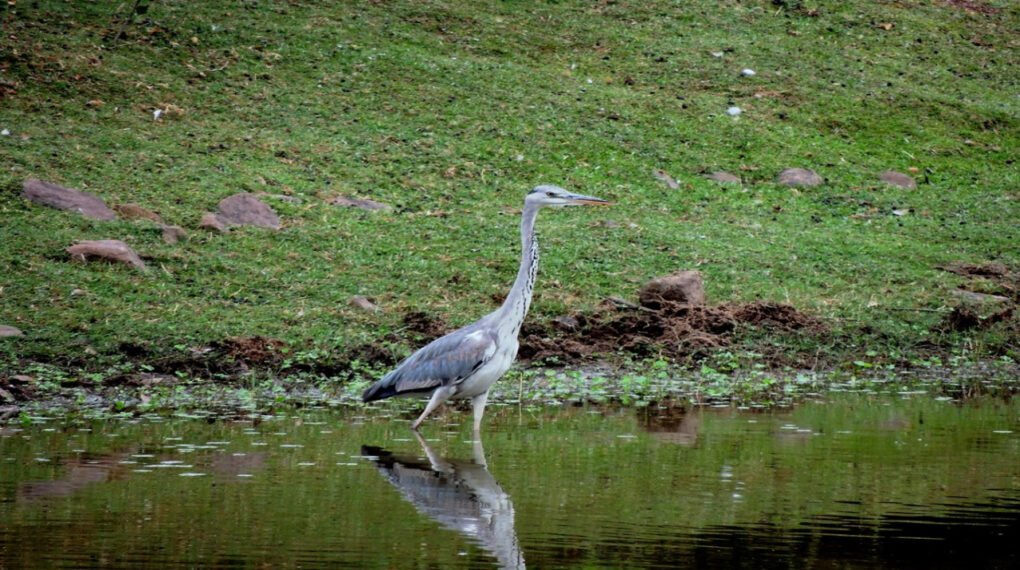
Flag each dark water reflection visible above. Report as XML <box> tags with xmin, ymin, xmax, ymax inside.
<box><xmin>363</xmin><ymin>433</ymin><xmax>525</xmax><ymax>569</ymax></box>
<box><xmin>0</xmin><ymin>395</ymin><xmax>1017</xmax><ymax>568</ymax></box>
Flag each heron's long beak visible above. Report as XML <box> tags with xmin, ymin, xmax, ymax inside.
<box><xmin>565</xmin><ymin>192</ymin><xmax>612</xmax><ymax>206</ymax></box>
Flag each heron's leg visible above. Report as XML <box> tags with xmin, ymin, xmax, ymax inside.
<box><xmin>411</xmin><ymin>386</ymin><xmax>454</xmax><ymax>430</ymax></box>
<box><xmin>471</xmin><ymin>437</ymin><xmax>488</xmax><ymax>468</ymax></box>
<box><xmin>471</xmin><ymin>391</ymin><xmax>490</xmax><ymax>434</ymax></box>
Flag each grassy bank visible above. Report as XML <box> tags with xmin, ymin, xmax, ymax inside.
<box><xmin>1</xmin><ymin>1</ymin><xmax>1018</xmax><ymax>396</ymax></box>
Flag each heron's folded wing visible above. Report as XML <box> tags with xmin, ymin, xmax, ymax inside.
<box><xmin>388</xmin><ymin>328</ymin><xmax>498</xmax><ymax>394</ymax></box>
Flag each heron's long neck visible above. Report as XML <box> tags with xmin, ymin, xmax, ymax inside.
<box><xmin>498</xmin><ymin>204</ymin><xmax>539</xmax><ymax>336</ymax></box>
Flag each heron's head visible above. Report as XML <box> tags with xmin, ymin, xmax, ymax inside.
<box><xmin>525</xmin><ymin>185</ymin><xmax>611</xmax><ymax>208</ymax></box>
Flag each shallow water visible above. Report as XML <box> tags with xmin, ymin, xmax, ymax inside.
<box><xmin>1</xmin><ymin>395</ymin><xmax>1018</xmax><ymax>569</ymax></box>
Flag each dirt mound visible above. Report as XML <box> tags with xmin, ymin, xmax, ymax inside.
<box><xmin>520</xmin><ymin>299</ymin><xmax>827</xmax><ymax>362</ymax></box>
<box><xmin>937</xmin><ymin>262</ymin><xmax>1019</xmax><ymax>337</ymax></box>
<box><xmin>940</xmin><ymin>262</ymin><xmax>1010</xmax><ymax>279</ymax></box>
<box><xmin>939</xmin><ymin>306</ymin><xmax>1015</xmax><ymax>333</ymax></box>
<box><xmin>218</xmin><ymin>336</ymin><xmax>286</xmax><ymax>365</ymax></box>
<box><xmin>939</xmin><ymin>261</ymin><xmax>1018</xmax><ymax>303</ymax></box>
<box><xmin>401</xmin><ymin>311</ymin><xmax>450</xmax><ymax>342</ymax></box>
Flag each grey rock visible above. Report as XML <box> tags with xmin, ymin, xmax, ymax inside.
<box><xmin>199</xmin><ymin>212</ymin><xmax>229</xmax><ymax>233</ymax></box>
<box><xmin>879</xmin><ymin>170</ymin><xmax>917</xmax><ymax>189</ymax></box>
<box><xmin>652</xmin><ymin>169</ymin><xmax>680</xmax><ymax>189</ymax></box>
<box><xmin>0</xmin><ymin>325</ymin><xmax>24</xmax><ymax>337</ymax></box>
<box><xmin>330</xmin><ymin>196</ymin><xmax>392</xmax><ymax>211</ymax></box>
<box><xmin>66</xmin><ymin>239</ymin><xmax>146</xmax><ymax>270</ymax></box>
<box><xmin>706</xmin><ymin>171</ymin><xmax>741</xmax><ymax>184</ymax></box>
<box><xmin>261</xmin><ymin>193</ymin><xmax>303</xmax><ymax>204</ymax></box>
<box><xmin>22</xmin><ymin>178</ymin><xmax>116</xmax><ymax>220</ymax></box>
<box><xmin>216</xmin><ymin>193</ymin><xmax>281</xmax><ymax>229</ymax></box>
<box><xmin>350</xmin><ymin>295</ymin><xmax>380</xmax><ymax>312</ymax></box>
<box><xmin>551</xmin><ymin>315</ymin><xmax>580</xmax><ymax>332</ymax></box>
<box><xmin>951</xmin><ymin>289</ymin><xmax>1011</xmax><ymax>305</ymax></box>
<box><xmin>161</xmin><ymin>224</ymin><xmax>187</xmax><ymax>244</ymax></box>
<box><xmin>777</xmin><ymin>168</ymin><xmax>823</xmax><ymax>187</ymax></box>
<box><xmin>639</xmin><ymin>270</ymin><xmax>706</xmax><ymax>308</ymax></box>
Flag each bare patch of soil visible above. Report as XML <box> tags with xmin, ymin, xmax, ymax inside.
<box><xmin>937</xmin><ymin>262</ymin><xmax>1019</xmax><ymax>334</ymax></box>
<box><xmin>939</xmin><ymin>262</ymin><xmax>1010</xmax><ymax>279</ymax></box>
<box><xmin>945</xmin><ymin>0</ymin><xmax>1001</xmax><ymax>15</ymax></box>
<box><xmin>400</xmin><ymin>311</ymin><xmax>451</xmax><ymax>342</ymax></box>
<box><xmin>218</xmin><ymin>336</ymin><xmax>286</xmax><ymax>366</ymax></box>
<box><xmin>520</xmin><ymin>300</ymin><xmax>827</xmax><ymax>362</ymax></box>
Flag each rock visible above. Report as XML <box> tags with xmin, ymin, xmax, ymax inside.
<box><xmin>777</xmin><ymin>168</ymin><xmax>823</xmax><ymax>187</ymax></box>
<box><xmin>66</xmin><ymin>240</ymin><xmax>146</xmax><ymax>270</ymax></box>
<box><xmin>261</xmin><ymin>193</ymin><xmax>303</xmax><ymax>204</ymax></box>
<box><xmin>330</xmin><ymin>196</ymin><xmax>392</xmax><ymax>211</ymax></box>
<box><xmin>216</xmin><ymin>193</ymin><xmax>281</xmax><ymax>229</ymax></box>
<box><xmin>0</xmin><ymin>325</ymin><xmax>24</xmax><ymax>337</ymax></box>
<box><xmin>551</xmin><ymin>315</ymin><xmax>580</xmax><ymax>332</ymax></box>
<box><xmin>879</xmin><ymin>170</ymin><xmax>917</xmax><ymax>189</ymax></box>
<box><xmin>638</xmin><ymin>270</ymin><xmax>706</xmax><ymax>308</ymax></box>
<box><xmin>199</xmin><ymin>212</ymin><xmax>229</xmax><ymax>233</ymax></box>
<box><xmin>349</xmin><ymin>295</ymin><xmax>380</xmax><ymax>312</ymax></box>
<box><xmin>951</xmin><ymin>289</ymin><xmax>1011</xmax><ymax>305</ymax></box>
<box><xmin>161</xmin><ymin>224</ymin><xmax>187</xmax><ymax>244</ymax></box>
<box><xmin>114</xmin><ymin>203</ymin><xmax>163</xmax><ymax>222</ymax></box>
<box><xmin>652</xmin><ymin>169</ymin><xmax>680</xmax><ymax>189</ymax></box>
<box><xmin>705</xmin><ymin>171</ymin><xmax>741</xmax><ymax>184</ymax></box>
<box><xmin>726</xmin><ymin>106</ymin><xmax>742</xmax><ymax>116</ymax></box>
<box><xmin>740</xmin><ymin>68</ymin><xmax>756</xmax><ymax>77</ymax></box>
<box><xmin>22</xmin><ymin>178</ymin><xmax>116</xmax><ymax>220</ymax></box>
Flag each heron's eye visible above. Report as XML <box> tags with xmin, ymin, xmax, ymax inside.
<box><xmin>545</xmin><ymin>191</ymin><xmax>554</xmax><ymax>196</ymax></box>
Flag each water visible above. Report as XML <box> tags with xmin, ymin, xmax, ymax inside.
<box><xmin>1</xmin><ymin>395</ymin><xmax>1017</xmax><ymax>568</ymax></box>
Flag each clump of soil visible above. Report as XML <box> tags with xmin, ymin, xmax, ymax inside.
<box><xmin>940</xmin><ymin>262</ymin><xmax>1010</xmax><ymax>280</ymax></box>
<box><xmin>217</xmin><ymin>336</ymin><xmax>286</xmax><ymax>365</ymax></box>
<box><xmin>520</xmin><ymin>299</ymin><xmax>827</xmax><ymax>362</ymax></box>
<box><xmin>937</xmin><ymin>262</ymin><xmax>1019</xmax><ymax>334</ymax></box>
<box><xmin>941</xmin><ymin>306</ymin><xmax>982</xmax><ymax>332</ymax></box>
<box><xmin>939</xmin><ymin>306</ymin><xmax>1016</xmax><ymax>333</ymax></box>
<box><xmin>401</xmin><ymin>311</ymin><xmax>450</xmax><ymax>341</ymax></box>
<box><xmin>939</xmin><ymin>262</ymin><xmax>1018</xmax><ymax>303</ymax></box>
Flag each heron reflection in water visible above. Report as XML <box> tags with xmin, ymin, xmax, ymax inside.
<box><xmin>361</xmin><ymin>433</ymin><xmax>525</xmax><ymax>569</ymax></box>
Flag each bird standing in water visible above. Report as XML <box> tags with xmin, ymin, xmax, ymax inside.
<box><xmin>362</xmin><ymin>185</ymin><xmax>610</xmax><ymax>431</ymax></box>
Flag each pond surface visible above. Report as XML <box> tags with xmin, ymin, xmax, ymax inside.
<box><xmin>1</xmin><ymin>395</ymin><xmax>1018</xmax><ymax>569</ymax></box>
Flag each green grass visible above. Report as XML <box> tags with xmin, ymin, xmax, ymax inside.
<box><xmin>1</xmin><ymin>1</ymin><xmax>1018</xmax><ymax>378</ymax></box>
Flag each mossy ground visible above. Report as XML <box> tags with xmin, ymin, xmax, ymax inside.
<box><xmin>1</xmin><ymin>1</ymin><xmax>1018</xmax><ymax>407</ymax></box>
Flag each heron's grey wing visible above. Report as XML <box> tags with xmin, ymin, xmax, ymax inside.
<box><xmin>363</xmin><ymin>327</ymin><xmax>497</xmax><ymax>401</ymax></box>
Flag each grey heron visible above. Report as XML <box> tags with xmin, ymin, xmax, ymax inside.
<box><xmin>362</xmin><ymin>185</ymin><xmax>610</xmax><ymax>431</ymax></box>
<box><xmin>362</xmin><ymin>434</ymin><xmax>525</xmax><ymax>569</ymax></box>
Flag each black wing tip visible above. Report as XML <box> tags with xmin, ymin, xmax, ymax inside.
<box><xmin>362</xmin><ymin>381</ymin><xmax>396</xmax><ymax>403</ymax></box>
